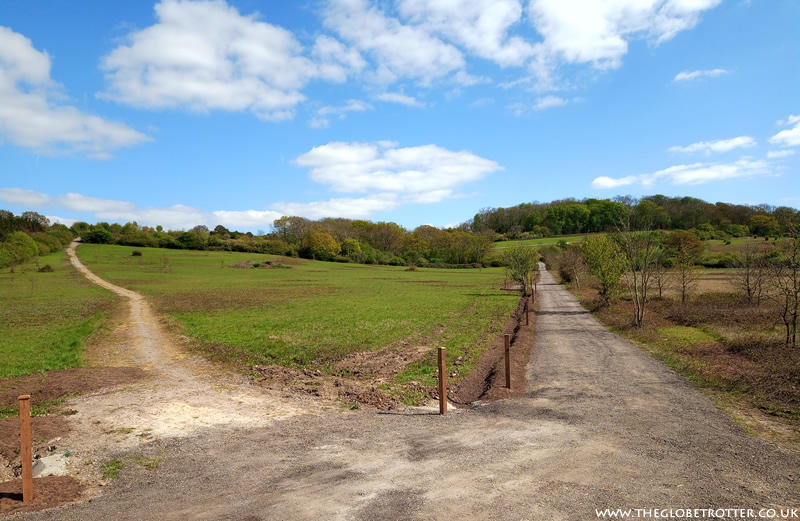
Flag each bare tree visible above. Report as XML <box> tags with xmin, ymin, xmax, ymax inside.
<box><xmin>651</xmin><ymin>251</ymin><xmax>672</xmax><ymax>300</ymax></box>
<box><xmin>615</xmin><ymin>222</ymin><xmax>662</xmax><ymax>328</ymax></box>
<box><xmin>730</xmin><ymin>244</ymin><xmax>769</xmax><ymax>306</ymax></box>
<box><xmin>767</xmin><ymin>230</ymin><xmax>800</xmax><ymax>347</ymax></box>
<box><xmin>557</xmin><ymin>244</ymin><xmax>586</xmax><ymax>289</ymax></box>
<box><xmin>673</xmin><ymin>244</ymin><xmax>700</xmax><ymax>303</ymax></box>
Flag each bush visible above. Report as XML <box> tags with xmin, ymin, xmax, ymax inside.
<box><xmin>83</xmin><ymin>229</ymin><xmax>114</xmax><ymax>244</ymax></box>
<box><xmin>37</xmin><ymin>264</ymin><xmax>54</xmax><ymax>272</ymax></box>
<box><xmin>132</xmin><ymin>250</ymin><xmax>143</xmax><ymax>256</ymax></box>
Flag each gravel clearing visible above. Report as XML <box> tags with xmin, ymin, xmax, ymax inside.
<box><xmin>12</xmin><ymin>261</ymin><xmax>799</xmax><ymax>520</ymax></box>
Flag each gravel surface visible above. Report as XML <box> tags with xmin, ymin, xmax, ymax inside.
<box><xmin>14</xmin><ymin>264</ymin><xmax>798</xmax><ymax>520</ymax></box>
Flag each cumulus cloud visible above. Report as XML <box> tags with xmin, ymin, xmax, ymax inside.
<box><xmin>592</xmin><ymin>159</ymin><xmax>771</xmax><ymax>189</ymax></box>
<box><xmin>769</xmin><ymin>115</ymin><xmax>800</xmax><ymax>147</ymax></box>
<box><xmin>527</xmin><ymin>0</ymin><xmax>721</xmax><ymax>71</ymax></box>
<box><xmin>99</xmin><ymin>0</ymin><xmax>359</xmax><ymax>120</ymax></box>
<box><xmin>321</xmin><ymin>0</ymin><xmax>466</xmax><ymax>85</ymax></box>
<box><xmin>0</xmin><ymin>26</ymin><xmax>150</xmax><ymax>158</ymax></box>
<box><xmin>673</xmin><ymin>68</ymin><xmax>729</xmax><ymax>82</ymax></box>
<box><xmin>293</xmin><ymin>141</ymin><xmax>501</xmax><ymax>198</ymax></box>
<box><xmin>0</xmin><ymin>187</ymin><xmax>52</xmax><ymax>206</ymax></box>
<box><xmin>397</xmin><ymin>0</ymin><xmax>538</xmax><ymax>67</ymax></box>
<box><xmin>669</xmin><ymin>136</ymin><xmax>756</xmax><ymax>154</ymax></box>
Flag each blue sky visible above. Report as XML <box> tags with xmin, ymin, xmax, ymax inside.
<box><xmin>0</xmin><ymin>0</ymin><xmax>797</xmax><ymax>231</ymax></box>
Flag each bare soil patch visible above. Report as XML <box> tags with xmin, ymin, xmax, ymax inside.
<box><xmin>0</xmin><ymin>476</ymin><xmax>83</xmax><ymax>516</ymax></box>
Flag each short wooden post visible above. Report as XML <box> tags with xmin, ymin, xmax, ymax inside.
<box><xmin>19</xmin><ymin>395</ymin><xmax>33</xmax><ymax>503</ymax></box>
<box><xmin>525</xmin><ymin>301</ymin><xmax>529</xmax><ymax>325</ymax></box>
<box><xmin>438</xmin><ymin>347</ymin><xmax>447</xmax><ymax>415</ymax></box>
<box><xmin>504</xmin><ymin>334</ymin><xmax>511</xmax><ymax>389</ymax></box>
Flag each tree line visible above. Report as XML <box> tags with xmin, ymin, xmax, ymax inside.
<box><xmin>67</xmin><ymin>216</ymin><xmax>493</xmax><ymax>268</ymax></box>
<box><xmin>471</xmin><ymin>195</ymin><xmax>797</xmax><ymax>240</ymax></box>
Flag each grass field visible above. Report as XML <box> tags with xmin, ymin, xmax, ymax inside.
<box><xmin>492</xmin><ymin>236</ymin><xmax>583</xmax><ymax>251</ymax></box>
<box><xmin>76</xmin><ymin>244</ymin><xmax>519</xmax><ymax>386</ymax></box>
<box><xmin>0</xmin><ymin>251</ymin><xmax>119</xmax><ymax>378</ymax></box>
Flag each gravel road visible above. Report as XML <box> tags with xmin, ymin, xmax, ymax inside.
<box><xmin>17</xmin><ymin>264</ymin><xmax>798</xmax><ymax>521</ymax></box>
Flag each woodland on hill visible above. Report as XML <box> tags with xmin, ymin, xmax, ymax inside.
<box><xmin>1</xmin><ymin>195</ymin><xmax>798</xmax><ymax>270</ymax></box>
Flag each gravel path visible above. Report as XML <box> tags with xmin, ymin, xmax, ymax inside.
<box><xmin>18</xmin><ymin>262</ymin><xmax>798</xmax><ymax>520</ymax></box>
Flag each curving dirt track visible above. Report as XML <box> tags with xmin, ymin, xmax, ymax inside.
<box><xmin>16</xmin><ymin>260</ymin><xmax>799</xmax><ymax>520</ymax></box>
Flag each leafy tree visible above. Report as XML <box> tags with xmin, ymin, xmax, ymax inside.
<box><xmin>502</xmin><ymin>244</ymin><xmax>538</xmax><ymax>296</ymax></box>
<box><xmin>83</xmin><ymin>229</ymin><xmax>114</xmax><ymax>244</ymax></box>
<box><xmin>749</xmin><ymin>215</ymin><xmax>780</xmax><ymax>237</ymax></box>
<box><xmin>301</xmin><ymin>229</ymin><xmax>340</xmax><ymax>261</ymax></box>
<box><xmin>340</xmin><ymin>238</ymin><xmax>362</xmax><ymax>260</ymax></box>
<box><xmin>665</xmin><ymin>230</ymin><xmax>704</xmax><ymax>261</ymax></box>
<box><xmin>581</xmin><ymin>234</ymin><xmax>626</xmax><ymax>304</ymax></box>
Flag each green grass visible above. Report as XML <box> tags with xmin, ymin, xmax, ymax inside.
<box><xmin>0</xmin><ymin>251</ymin><xmax>119</xmax><ymax>378</ymax></box>
<box><xmin>101</xmin><ymin>458</ymin><xmax>124</xmax><ymax>479</ymax></box>
<box><xmin>76</xmin><ymin>245</ymin><xmax>519</xmax><ymax>384</ymax></box>
<box><xmin>492</xmin><ymin>236</ymin><xmax>583</xmax><ymax>251</ymax></box>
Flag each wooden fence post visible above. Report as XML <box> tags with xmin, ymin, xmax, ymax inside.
<box><xmin>504</xmin><ymin>334</ymin><xmax>511</xmax><ymax>389</ymax></box>
<box><xmin>19</xmin><ymin>395</ymin><xmax>33</xmax><ymax>503</ymax></box>
<box><xmin>525</xmin><ymin>301</ymin><xmax>529</xmax><ymax>325</ymax></box>
<box><xmin>438</xmin><ymin>347</ymin><xmax>447</xmax><ymax>416</ymax></box>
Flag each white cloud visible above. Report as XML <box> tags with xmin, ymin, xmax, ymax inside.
<box><xmin>669</xmin><ymin>136</ymin><xmax>756</xmax><ymax>154</ymax></box>
<box><xmin>311</xmin><ymin>99</ymin><xmax>373</xmax><ymax>128</ymax></box>
<box><xmin>271</xmin><ymin>194</ymin><xmax>400</xmax><ymax>220</ymax></box>
<box><xmin>767</xmin><ymin>149</ymin><xmax>796</xmax><ymax>159</ymax></box>
<box><xmin>533</xmin><ymin>95</ymin><xmax>568</xmax><ymax>110</ymax></box>
<box><xmin>769</xmin><ymin>116</ymin><xmax>800</xmax><ymax>147</ymax></box>
<box><xmin>592</xmin><ymin>159</ymin><xmax>771</xmax><ymax>189</ymax></box>
<box><xmin>99</xmin><ymin>0</ymin><xmax>337</xmax><ymax>121</ymax></box>
<box><xmin>0</xmin><ymin>187</ymin><xmax>52</xmax><ymax>206</ymax></box>
<box><xmin>526</xmin><ymin>0</ymin><xmax>721</xmax><ymax>84</ymax></box>
<box><xmin>0</xmin><ymin>26</ymin><xmax>150</xmax><ymax>158</ymax></box>
<box><xmin>470</xmin><ymin>97</ymin><xmax>495</xmax><ymax>108</ymax></box>
<box><xmin>46</xmin><ymin>215</ymin><xmax>78</xmax><ymax>227</ymax></box>
<box><xmin>57</xmin><ymin>192</ymin><xmax>136</xmax><ymax>213</ymax></box>
<box><xmin>375</xmin><ymin>92</ymin><xmax>424</xmax><ymax>107</ymax></box>
<box><xmin>322</xmin><ymin>0</ymin><xmax>465</xmax><ymax>85</ymax></box>
<box><xmin>673</xmin><ymin>68</ymin><xmax>729</xmax><ymax>82</ymax></box>
<box><xmin>397</xmin><ymin>0</ymin><xmax>538</xmax><ymax>67</ymax></box>
<box><xmin>293</xmin><ymin>141</ymin><xmax>501</xmax><ymax>197</ymax></box>
<box><xmin>776</xmin><ymin>114</ymin><xmax>800</xmax><ymax>126</ymax></box>
<box><xmin>211</xmin><ymin>209</ymin><xmax>284</xmax><ymax>228</ymax></box>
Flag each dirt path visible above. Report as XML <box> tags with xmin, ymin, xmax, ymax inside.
<box><xmin>16</xmin><ymin>261</ymin><xmax>799</xmax><ymax>520</ymax></box>
<box><xmin>55</xmin><ymin>242</ymin><xmax>314</xmax><ymax>483</ymax></box>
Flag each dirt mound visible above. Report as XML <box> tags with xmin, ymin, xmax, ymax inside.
<box><xmin>249</xmin><ymin>365</ymin><xmax>399</xmax><ymax>410</ymax></box>
<box><xmin>0</xmin><ymin>476</ymin><xmax>84</xmax><ymax>516</ymax></box>
<box><xmin>0</xmin><ymin>367</ymin><xmax>147</xmax><ymax>413</ymax></box>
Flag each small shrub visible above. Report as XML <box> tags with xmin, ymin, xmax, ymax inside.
<box><xmin>252</xmin><ymin>263</ymin><xmax>261</xmax><ymax>268</ymax></box>
<box><xmin>37</xmin><ymin>264</ymin><xmax>54</xmax><ymax>273</ymax></box>
<box><xmin>132</xmin><ymin>250</ymin><xmax>143</xmax><ymax>256</ymax></box>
